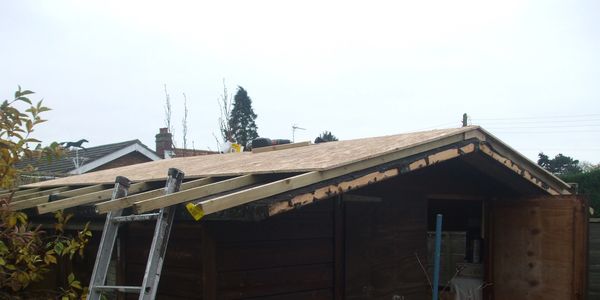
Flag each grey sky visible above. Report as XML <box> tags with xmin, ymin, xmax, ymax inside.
<box><xmin>2</xmin><ymin>0</ymin><xmax>599</xmax><ymax>163</ymax></box>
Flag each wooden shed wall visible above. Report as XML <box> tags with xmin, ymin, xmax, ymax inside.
<box><xmin>590</xmin><ymin>220</ymin><xmax>600</xmax><ymax>299</ymax></box>
<box><xmin>123</xmin><ymin>200</ymin><xmax>335</xmax><ymax>299</ymax></box>
<box><xmin>119</xmin><ymin>188</ymin><xmax>432</xmax><ymax>299</ymax></box>
<box><xmin>209</xmin><ymin>200</ymin><xmax>335</xmax><ymax>299</ymax></box>
<box><xmin>344</xmin><ymin>192</ymin><xmax>428</xmax><ymax>299</ymax></box>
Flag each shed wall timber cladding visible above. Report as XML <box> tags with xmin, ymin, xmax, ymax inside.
<box><xmin>344</xmin><ymin>193</ymin><xmax>428</xmax><ymax>299</ymax></box>
<box><xmin>590</xmin><ymin>221</ymin><xmax>600</xmax><ymax>299</ymax></box>
<box><xmin>25</xmin><ymin>127</ymin><xmax>476</xmax><ymax>186</ymax></box>
<box><xmin>123</xmin><ymin>200</ymin><xmax>335</xmax><ymax>299</ymax></box>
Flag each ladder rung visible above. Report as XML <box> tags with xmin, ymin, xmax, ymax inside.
<box><xmin>93</xmin><ymin>285</ymin><xmax>142</xmax><ymax>293</ymax></box>
<box><xmin>111</xmin><ymin>213</ymin><xmax>160</xmax><ymax>223</ymax></box>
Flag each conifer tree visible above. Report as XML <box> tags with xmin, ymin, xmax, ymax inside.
<box><xmin>228</xmin><ymin>86</ymin><xmax>258</xmax><ymax>148</ymax></box>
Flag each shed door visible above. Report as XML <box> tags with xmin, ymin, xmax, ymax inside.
<box><xmin>491</xmin><ymin>195</ymin><xmax>587</xmax><ymax>300</ymax></box>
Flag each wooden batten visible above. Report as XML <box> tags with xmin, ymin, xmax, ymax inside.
<box><xmin>95</xmin><ymin>177</ymin><xmax>216</xmax><ymax>214</ymax></box>
<box><xmin>9</xmin><ymin>186</ymin><xmax>69</xmax><ymax>210</ymax></box>
<box><xmin>10</xmin><ymin>186</ymin><xmax>70</xmax><ymax>202</ymax></box>
<box><xmin>10</xmin><ymin>185</ymin><xmax>106</xmax><ymax>211</ymax></box>
<box><xmin>252</xmin><ymin>141</ymin><xmax>311</xmax><ymax>154</ymax></box>
<box><xmin>133</xmin><ymin>175</ymin><xmax>261</xmax><ymax>214</ymax></box>
<box><xmin>36</xmin><ymin>181</ymin><xmax>154</xmax><ymax>215</ymax></box>
<box><xmin>0</xmin><ymin>187</ymin><xmax>41</xmax><ymax>198</ymax></box>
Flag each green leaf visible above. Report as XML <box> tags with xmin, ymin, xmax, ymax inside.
<box><xmin>70</xmin><ymin>280</ymin><xmax>82</xmax><ymax>290</ymax></box>
<box><xmin>17</xmin><ymin>97</ymin><xmax>32</xmax><ymax>104</ymax></box>
<box><xmin>0</xmin><ymin>241</ymin><xmax>8</xmax><ymax>253</ymax></box>
<box><xmin>67</xmin><ymin>272</ymin><xmax>75</xmax><ymax>284</ymax></box>
<box><xmin>54</xmin><ymin>242</ymin><xmax>64</xmax><ymax>255</ymax></box>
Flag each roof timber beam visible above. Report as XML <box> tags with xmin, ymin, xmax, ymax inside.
<box><xmin>10</xmin><ymin>186</ymin><xmax>70</xmax><ymax>202</ymax></box>
<box><xmin>185</xmin><ymin>135</ymin><xmax>472</xmax><ymax>220</ymax></box>
<box><xmin>132</xmin><ymin>174</ymin><xmax>262</xmax><ymax>214</ymax></box>
<box><xmin>95</xmin><ymin>177</ymin><xmax>217</xmax><ymax>214</ymax></box>
<box><xmin>0</xmin><ymin>187</ymin><xmax>41</xmax><ymax>198</ymax></box>
<box><xmin>10</xmin><ymin>184</ymin><xmax>108</xmax><ymax>211</ymax></box>
<box><xmin>36</xmin><ymin>181</ymin><xmax>156</xmax><ymax>215</ymax></box>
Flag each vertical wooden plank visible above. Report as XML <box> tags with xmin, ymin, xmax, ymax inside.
<box><xmin>334</xmin><ymin>196</ymin><xmax>345</xmax><ymax>300</ymax></box>
<box><xmin>589</xmin><ymin>221</ymin><xmax>600</xmax><ymax>299</ymax></box>
<box><xmin>483</xmin><ymin>197</ymin><xmax>494</xmax><ymax>300</ymax></box>
<box><xmin>344</xmin><ymin>192</ymin><xmax>428</xmax><ymax>299</ymax></box>
<box><xmin>571</xmin><ymin>197</ymin><xmax>587</xmax><ymax>300</ymax></box>
<box><xmin>202</xmin><ymin>225</ymin><xmax>216</xmax><ymax>300</ymax></box>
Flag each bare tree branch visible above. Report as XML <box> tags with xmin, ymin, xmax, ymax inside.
<box><xmin>182</xmin><ymin>92</ymin><xmax>189</xmax><ymax>150</ymax></box>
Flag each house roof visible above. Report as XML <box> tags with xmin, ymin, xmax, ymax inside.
<box><xmin>11</xmin><ymin>126</ymin><xmax>572</xmax><ymax>219</ymax></box>
<box><xmin>17</xmin><ymin>140</ymin><xmax>160</xmax><ymax>175</ymax></box>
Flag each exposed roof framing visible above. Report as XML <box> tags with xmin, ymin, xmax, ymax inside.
<box><xmin>94</xmin><ymin>177</ymin><xmax>217</xmax><ymax>214</ymax></box>
<box><xmin>0</xmin><ymin>187</ymin><xmax>41</xmax><ymax>198</ymax></box>
<box><xmin>10</xmin><ymin>186</ymin><xmax>70</xmax><ymax>202</ymax></box>
<box><xmin>10</xmin><ymin>184</ymin><xmax>109</xmax><ymax>211</ymax></box>
<box><xmin>36</xmin><ymin>181</ymin><xmax>156</xmax><ymax>215</ymax></box>
<box><xmin>9</xmin><ymin>127</ymin><xmax>572</xmax><ymax>223</ymax></box>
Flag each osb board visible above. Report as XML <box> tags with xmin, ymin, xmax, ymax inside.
<box><xmin>492</xmin><ymin>195</ymin><xmax>587</xmax><ymax>300</ymax></box>
<box><xmin>26</xmin><ymin>127</ymin><xmax>476</xmax><ymax>187</ymax></box>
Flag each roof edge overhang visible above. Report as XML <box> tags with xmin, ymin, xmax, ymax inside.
<box><xmin>471</xmin><ymin>127</ymin><xmax>572</xmax><ymax>195</ymax></box>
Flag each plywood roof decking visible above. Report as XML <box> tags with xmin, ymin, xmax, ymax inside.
<box><xmin>25</xmin><ymin>127</ymin><xmax>477</xmax><ymax>187</ymax></box>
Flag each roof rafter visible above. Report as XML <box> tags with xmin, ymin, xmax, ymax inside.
<box><xmin>0</xmin><ymin>187</ymin><xmax>41</xmax><ymax>198</ymax></box>
<box><xmin>10</xmin><ymin>186</ymin><xmax>70</xmax><ymax>202</ymax></box>
<box><xmin>95</xmin><ymin>177</ymin><xmax>217</xmax><ymax>214</ymax></box>
<box><xmin>36</xmin><ymin>181</ymin><xmax>156</xmax><ymax>214</ymax></box>
<box><xmin>10</xmin><ymin>184</ymin><xmax>108</xmax><ymax>211</ymax></box>
<box><xmin>132</xmin><ymin>174</ymin><xmax>263</xmax><ymax>214</ymax></box>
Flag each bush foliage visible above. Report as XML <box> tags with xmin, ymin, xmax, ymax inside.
<box><xmin>0</xmin><ymin>87</ymin><xmax>89</xmax><ymax>299</ymax></box>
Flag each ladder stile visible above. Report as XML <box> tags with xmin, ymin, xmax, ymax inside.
<box><xmin>87</xmin><ymin>176</ymin><xmax>131</xmax><ymax>300</ymax></box>
<box><xmin>140</xmin><ymin>168</ymin><xmax>185</xmax><ymax>300</ymax></box>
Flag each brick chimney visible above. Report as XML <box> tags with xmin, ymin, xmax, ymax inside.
<box><xmin>155</xmin><ymin>128</ymin><xmax>173</xmax><ymax>158</ymax></box>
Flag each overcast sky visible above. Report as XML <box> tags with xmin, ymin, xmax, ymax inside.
<box><xmin>2</xmin><ymin>0</ymin><xmax>599</xmax><ymax>163</ymax></box>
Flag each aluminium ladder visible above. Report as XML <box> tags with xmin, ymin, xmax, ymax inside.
<box><xmin>87</xmin><ymin>168</ymin><xmax>184</xmax><ymax>300</ymax></box>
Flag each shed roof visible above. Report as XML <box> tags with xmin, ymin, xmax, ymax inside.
<box><xmin>10</xmin><ymin>126</ymin><xmax>572</xmax><ymax>219</ymax></box>
<box><xmin>25</xmin><ymin>127</ymin><xmax>479</xmax><ymax>186</ymax></box>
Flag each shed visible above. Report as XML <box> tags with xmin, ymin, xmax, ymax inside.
<box><xmin>9</xmin><ymin>126</ymin><xmax>587</xmax><ymax>299</ymax></box>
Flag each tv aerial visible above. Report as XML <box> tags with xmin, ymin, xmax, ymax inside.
<box><xmin>292</xmin><ymin>124</ymin><xmax>306</xmax><ymax>142</ymax></box>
